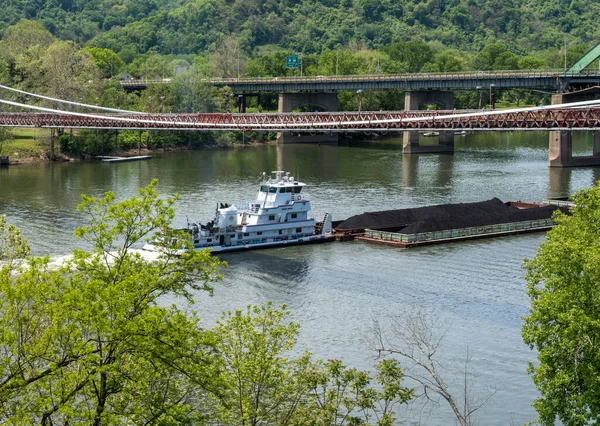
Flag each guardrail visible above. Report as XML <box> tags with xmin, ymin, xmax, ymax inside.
<box><xmin>120</xmin><ymin>69</ymin><xmax>600</xmax><ymax>86</ymax></box>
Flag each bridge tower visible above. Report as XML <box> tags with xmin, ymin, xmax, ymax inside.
<box><xmin>402</xmin><ymin>90</ymin><xmax>455</xmax><ymax>154</ymax></box>
<box><xmin>549</xmin><ymin>89</ymin><xmax>600</xmax><ymax>167</ymax></box>
<box><xmin>277</xmin><ymin>92</ymin><xmax>338</xmax><ymax>144</ymax></box>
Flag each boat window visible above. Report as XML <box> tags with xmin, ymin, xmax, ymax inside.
<box><xmin>260</xmin><ymin>186</ymin><xmax>268</xmax><ymax>193</ymax></box>
<box><xmin>257</xmin><ymin>231</ymin><xmax>263</xmax><ymax>235</ymax></box>
<box><xmin>296</xmin><ymin>228</ymin><xmax>302</xmax><ymax>233</ymax></box>
<box><xmin>293</xmin><ymin>187</ymin><xmax>302</xmax><ymax>193</ymax></box>
<box><xmin>278</xmin><ymin>230</ymin><xmax>283</xmax><ymax>235</ymax></box>
<box><xmin>291</xmin><ymin>213</ymin><xmax>297</xmax><ymax>219</ymax></box>
<box><xmin>269</xmin><ymin>215</ymin><xmax>275</xmax><ymax>220</ymax></box>
<box><xmin>244</xmin><ymin>233</ymin><xmax>249</xmax><ymax>236</ymax></box>
<box><xmin>269</xmin><ymin>187</ymin><xmax>277</xmax><ymax>193</ymax></box>
<box><xmin>207</xmin><ymin>239</ymin><xmax>212</xmax><ymax>243</ymax></box>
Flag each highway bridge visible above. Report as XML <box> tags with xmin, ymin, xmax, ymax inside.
<box><xmin>121</xmin><ymin>69</ymin><xmax>600</xmax><ymax>92</ymax></box>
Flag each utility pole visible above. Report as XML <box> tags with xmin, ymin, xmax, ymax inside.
<box><xmin>376</xmin><ymin>39</ymin><xmax>380</xmax><ymax>74</ymax></box>
<box><xmin>564</xmin><ymin>35</ymin><xmax>567</xmax><ymax>71</ymax></box>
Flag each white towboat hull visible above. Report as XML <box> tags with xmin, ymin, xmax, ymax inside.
<box><xmin>143</xmin><ymin>233</ymin><xmax>334</xmax><ymax>254</ymax></box>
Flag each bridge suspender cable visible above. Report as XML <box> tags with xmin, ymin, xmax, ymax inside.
<box><xmin>0</xmin><ymin>83</ymin><xmax>146</xmax><ymax>115</ymax></box>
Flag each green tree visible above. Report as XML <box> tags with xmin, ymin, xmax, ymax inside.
<box><xmin>523</xmin><ymin>183</ymin><xmax>600</xmax><ymax>426</ymax></box>
<box><xmin>210</xmin><ymin>36</ymin><xmax>246</xmax><ymax>78</ymax></box>
<box><xmin>212</xmin><ymin>303</ymin><xmax>414</xmax><ymax>426</ymax></box>
<box><xmin>171</xmin><ymin>70</ymin><xmax>215</xmax><ymax>113</ymax></box>
<box><xmin>40</xmin><ymin>41</ymin><xmax>102</xmax><ymax>103</ymax></box>
<box><xmin>0</xmin><ymin>182</ymin><xmax>225</xmax><ymax>425</ymax></box>
<box><xmin>518</xmin><ymin>56</ymin><xmax>546</xmax><ymax>70</ymax></box>
<box><xmin>472</xmin><ymin>43</ymin><xmax>518</xmax><ymax>70</ymax></box>
<box><xmin>383</xmin><ymin>41</ymin><xmax>434</xmax><ymax>73</ymax></box>
<box><xmin>212</xmin><ymin>303</ymin><xmax>313</xmax><ymax>425</ymax></box>
<box><xmin>84</xmin><ymin>47</ymin><xmax>125</xmax><ymax>78</ymax></box>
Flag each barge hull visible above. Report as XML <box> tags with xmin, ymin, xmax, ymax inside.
<box><xmin>357</xmin><ymin>220</ymin><xmax>553</xmax><ymax>248</ymax></box>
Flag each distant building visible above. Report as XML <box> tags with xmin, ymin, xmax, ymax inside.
<box><xmin>118</xmin><ymin>72</ymin><xmax>133</xmax><ymax>81</ymax></box>
<box><xmin>175</xmin><ymin>66</ymin><xmax>189</xmax><ymax>76</ymax></box>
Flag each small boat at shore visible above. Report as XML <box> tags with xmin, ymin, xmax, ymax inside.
<box><xmin>144</xmin><ymin>171</ymin><xmax>333</xmax><ymax>253</ymax></box>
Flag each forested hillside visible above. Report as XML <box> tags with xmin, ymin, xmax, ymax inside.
<box><xmin>3</xmin><ymin>0</ymin><xmax>600</xmax><ymax>56</ymax></box>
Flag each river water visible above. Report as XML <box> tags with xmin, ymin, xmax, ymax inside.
<box><xmin>1</xmin><ymin>131</ymin><xmax>598</xmax><ymax>424</ymax></box>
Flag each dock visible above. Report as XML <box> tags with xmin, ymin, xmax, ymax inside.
<box><xmin>96</xmin><ymin>155</ymin><xmax>152</xmax><ymax>163</ymax></box>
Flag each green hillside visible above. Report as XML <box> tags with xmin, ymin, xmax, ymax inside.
<box><xmin>3</xmin><ymin>0</ymin><xmax>600</xmax><ymax>56</ymax></box>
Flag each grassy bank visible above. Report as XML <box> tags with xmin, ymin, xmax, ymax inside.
<box><xmin>0</xmin><ymin>128</ymin><xmax>57</xmax><ymax>163</ymax></box>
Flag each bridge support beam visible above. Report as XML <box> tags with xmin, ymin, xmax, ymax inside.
<box><xmin>403</xmin><ymin>90</ymin><xmax>455</xmax><ymax>154</ymax></box>
<box><xmin>549</xmin><ymin>93</ymin><xmax>600</xmax><ymax>167</ymax></box>
<box><xmin>277</xmin><ymin>92</ymin><xmax>338</xmax><ymax>144</ymax></box>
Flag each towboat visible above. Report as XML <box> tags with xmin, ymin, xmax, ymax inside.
<box><xmin>144</xmin><ymin>171</ymin><xmax>333</xmax><ymax>253</ymax></box>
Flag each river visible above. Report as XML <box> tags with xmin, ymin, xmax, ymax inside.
<box><xmin>1</xmin><ymin>131</ymin><xmax>598</xmax><ymax>425</ymax></box>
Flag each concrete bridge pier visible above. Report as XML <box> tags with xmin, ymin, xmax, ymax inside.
<box><xmin>549</xmin><ymin>92</ymin><xmax>600</xmax><ymax>167</ymax></box>
<box><xmin>277</xmin><ymin>92</ymin><xmax>338</xmax><ymax>144</ymax></box>
<box><xmin>403</xmin><ymin>90</ymin><xmax>455</xmax><ymax>154</ymax></box>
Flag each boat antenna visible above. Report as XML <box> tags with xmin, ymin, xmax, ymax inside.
<box><xmin>186</xmin><ymin>216</ymin><xmax>190</xmax><ymax>227</ymax></box>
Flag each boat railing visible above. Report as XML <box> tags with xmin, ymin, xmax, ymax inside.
<box><xmin>363</xmin><ymin>218</ymin><xmax>554</xmax><ymax>243</ymax></box>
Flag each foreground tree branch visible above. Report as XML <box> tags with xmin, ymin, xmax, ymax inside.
<box><xmin>370</xmin><ymin>312</ymin><xmax>496</xmax><ymax>426</ymax></box>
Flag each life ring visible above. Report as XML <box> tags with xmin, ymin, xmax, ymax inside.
<box><xmin>297</xmin><ymin>195</ymin><xmax>302</xmax><ymax>201</ymax></box>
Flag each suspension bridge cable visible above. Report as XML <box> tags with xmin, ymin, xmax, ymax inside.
<box><xmin>0</xmin><ymin>83</ymin><xmax>146</xmax><ymax>115</ymax></box>
<box><xmin>2</xmin><ymin>96</ymin><xmax>600</xmax><ymax>130</ymax></box>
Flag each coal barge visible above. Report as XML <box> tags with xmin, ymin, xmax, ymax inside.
<box><xmin>333</xmin><ymin>198</ymin><xmax>569</xmax><ymax>248</ymax></box>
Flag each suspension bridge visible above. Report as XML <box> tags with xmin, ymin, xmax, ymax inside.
<box><xmin>2</xmin><ymin>83</ymin><xmax>600</xmax><ymax>167</ymax></box>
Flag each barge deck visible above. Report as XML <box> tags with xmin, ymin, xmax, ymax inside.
<box><xmin>333</xmin><ymin>198</ymin><xmax>569</xmax><ymax>248</ymax></box>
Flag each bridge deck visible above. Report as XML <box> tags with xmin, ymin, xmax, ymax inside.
<box><xmin>0</xmin><ymin>109</ymin><xmax>599</xmax><ymax>131</ymax></box>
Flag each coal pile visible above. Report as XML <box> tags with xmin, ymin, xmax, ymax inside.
<box><xmin>335</xmin><ymin>198</ymin><xmax>568</xmax><ymax>234</ymax></box>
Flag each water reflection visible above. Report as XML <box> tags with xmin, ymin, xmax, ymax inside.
<box><xmin>220</xmin><ymin>250</ymin><xmax>311</xmax><ymax>285</ymax></box>
<box><xmin>548</xmin><ymin>167</ymin><xmax>573</xmax><ymax>199</ymax></box>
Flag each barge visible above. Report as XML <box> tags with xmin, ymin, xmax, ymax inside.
<box><xmin>334</xmin><ymin>199</ymin><xmax>568</xmax><ymax>248</ymax></box>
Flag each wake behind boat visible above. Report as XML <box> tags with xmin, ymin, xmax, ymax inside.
<box><xmin>144</xmin><ymin>171</ymin><xmax>333</xmax><ymax>253</ymax></box>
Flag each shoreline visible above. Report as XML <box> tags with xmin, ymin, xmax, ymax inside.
<box><xmin>3</xmin><ymin>140</ymin><xmax>275</xmax><ymax>166</ymax></box>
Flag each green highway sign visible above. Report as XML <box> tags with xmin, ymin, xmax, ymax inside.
<box><xmin>286</xmin><ymin>54</ymin><xmax>299</xmax><ymax>69</ymax></box>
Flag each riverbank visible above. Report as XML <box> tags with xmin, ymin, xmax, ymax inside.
<box><xmin>1</xmin><ymin>136</ymin><xmax>273</xmax><ymax>165</ymax></box>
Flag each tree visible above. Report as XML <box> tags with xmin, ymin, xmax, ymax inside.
<box><xmin>472</xmin><ymin>43</ymin><xmax>518</xmax><ymax>71</ymax></box>
<box><xmin>210</xmin><ymin>36</ymin><xmax>246</xmax><ymax>78</ymax></box>
<box><xmin>84</xmin><ymin>47</ymin><xmax>124</xmax><ymax>78</ymax></box>
<box><xmin>171</xmin><ymin>69</ymin><xmax>215</xmax><ymax>113</ymax></box>
<box><xmin>212</xmin><ymin>303</ymin><xmax>414</xmax><ymax>426</ymax></box>
<box><xmin>371</xmin><ymin>312</ymin><xmax>495</xmax><ymax>426</ymax></box>
<box><xmin>212</xmin><ymin>303</ymin><xmax>313</xmax><ymax>425</ymax></box>
<box><xmin>384</xmin><ymin>41</ymin><xmax>434</xmax><ymax>73</ymax></box>
<box><xmin>0</xmin><ymin>181</ymin><xmax>225</xmax><ymax>425</ymax></box>
<box><xmin>522</xmin><ymin>183</ymin><xmax>600</xmax><ymax>426</ymax></box>
<box><xmin>40</xmin><ymin>41</ymin><xmax>102</xmax><ymax>103</ymax></box>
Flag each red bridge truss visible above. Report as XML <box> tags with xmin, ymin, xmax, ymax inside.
<box><xmin>1</xmin><ymin>109</ymin><xmax>600</xmax><ymax>131</ymax></box>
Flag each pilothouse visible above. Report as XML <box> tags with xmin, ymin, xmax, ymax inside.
<box><xmin>144</xmin><ymin>171</ymin><xmax>333</xmax><ymax>253</ymax></box>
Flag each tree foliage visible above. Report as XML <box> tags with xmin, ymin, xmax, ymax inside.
<box><xmin>0</xmin><ymin>183</ymin><xmax>416</xmax><ymax>425</ymax></box>
<box><xmin>523</xmin><ymin>183</ymin><xmax>600</xmax><ymax>426</ymax></box>
<box><xmin>0</xmin><ymin>181</ymin><xmax>225</xmax><ymax>424</ymax></box>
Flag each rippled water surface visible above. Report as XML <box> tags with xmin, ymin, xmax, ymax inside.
<box><xmin>1</xmin><ymin>131</ymin><xmax>599</xmax><ymax>424</ymax></box>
